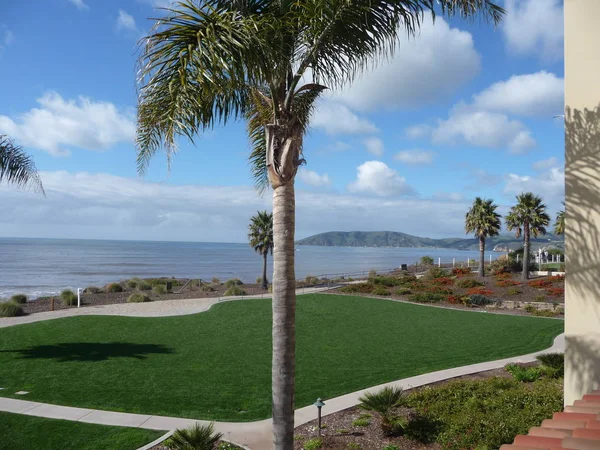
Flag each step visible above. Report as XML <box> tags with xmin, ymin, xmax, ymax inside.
<box><xmin>529</xmin><ymin>427</ymin><xmax>573</xmax><ymax>439</ymax></box>
<box><xmin>586</xmin><ymin>421</ymin><xmax>600</xmax><ymax>430</ymax></box>
<box><xmin>583</xmin><ymin>395</ymin><xmax>600</xmax><ymax>402</ymax></box>
<box><xmin>554</xmin><ymin>412</ymin><xmax>599</xmax><ymax>422</ymax></box>
<box><xmin>573</xmin><ymin>428</ymin><xmax>600</xmax><ymax>440</ymax></box>
<box><xmin>574</xmin><ymin>401</ymin><xmax>600</xmax><ymax>409</ymax></box>
<box><xmin>562</xmin><ymin>436</ymin><xmax>600</xmax><ymax>450</ymax></box>
<box><xmin>500</xmin><ymin>446</ymin><xmax>546</xmax><ymax>450</ymax></box>
<box><xmin>514</xmin><ymin>435</ymin><xmax>564</xmax><ymax>448</ymax></box>
<box><xmin>542</xmin><ymin>419</ymin><xmax>588</xmax><ymax>430</ymax></box>
<box><xmin>565</xmin><ymin>406</ymin><xmax>600</xmax><ymax>415</ymax></box>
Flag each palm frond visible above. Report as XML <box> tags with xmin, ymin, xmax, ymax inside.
<box><xmin>358</xmin><ymin>386</ymin><xmax>405</xmax><ymax>416</ymax></box>
<box><xmin>165</xmin><ymin>422</ymin><xmax>222</xmax><ymax>450</ymax></box>
<box><xmin>248</xmin><ymin>210</ymin><xmax>274</xmax><ymax>255</ymax></box>
<box><xmin>465</xmin><ymin>197</ymin><xmax>502</xmax><ymax>239</ymax></box>
<box><xmin>0</xmin><ymin>135</ymin><xmax>45</xmax><ymax>195</ymax></box>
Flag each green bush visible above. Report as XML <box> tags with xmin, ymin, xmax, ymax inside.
<box><xmin>127</xmin><ymin>279</ymin><xmax>140</xmax><ymax>289</ymax></box>
<box><xmin>211</xmin><ymin>277</ymin><xmax>220</xmax><ymax>284</ymax></box>
<box><xmin>201</xmin><ymin>284</ymin><xmax>215</xmax><ymax>292</ymax></box>
<box><xmin>127</xmin><ymin>293</ymin><xmax>151</xmax><ymax>303</ymax></box>
<box><xmin>0</xmin><ymin>302</ymin><xmax>24</xmax><ymax>317</ymax></box>
<box><xmin>524</xmin><ymin>305</ymin><xmax>556</xmax><ymax>317</ymax></box>
<box><xmin>409</xmin><ymin>292</ymin><xmax>445</xmax><ymax>303</ymax></box>
<box><xmin>456</xmin><ymin>279</ymin><xmax>485</xmax><ymax>289</ymax></box>
<box><xmin>368</xmin><ymin>269</ymin><xmax>377</xmax><ymax>280</ymax></box>
<box><xmin>394</xmin><ymin>287</ymin><xmax>412</xmax><ymax>296</ymax></box>
<box><xmin>224</xmin><ymin>278</ymin><xmax>243</xmax><ymax>288</ymax></box>
<box><xmin>372</xmin><ymin>276</ymin><xmax>403</xmax><ymax>287</ymax></box>
<box><xmin>466</xmin><ymin>294</ymin><xmax>493</xmax><ymax>307</ymax></box>
<box><xmin>153</xmin><ymin>284</ymin><xmax>167</xmax><ymax>295</ymax></box>
<box><xmin>224</xmin><ymin>286</ymin><xmax>246</xmax><ymax>296</ymax></box>
<box><xmin>305</xmin><ymin>275</ymin><xmax>319</xmax><ymax>285</ymax></box>
<box><xmin>106</xmin><ymin>283</ymin><xmax>123</xmax><ymax>293</ymax></box>
<box><xmin>359</xmin><ymin>387</ymin><xmax>406</xmax><ymax>436</ymax></box>
<box><xmin>352</xmin><ymin>414</ymin><xmax>371</xmax><ymax>427</ymax></box>
<box><xmin>137</xmin><ymin>280</ymin><xmax>152</xmax><ymax>291</ymax></box>
<box><xmin>536</xmin><ymin>353</ymin><xmax>564</xmax><ymax>378</ymax></box>
<box><xmin>405</xmin><ymin>377</ymin><xmax>562</xmax><ymax>450</ymax></box>
<box><xmin>372</xmin><ymin>285</ymin><xmax>390</xmax><ymax>296</ymax></box>
<box><xmin>534</xmin><ymin>294</ymin><xmax>547</xmax><ymax>302</ymax></box>
<box><xmin>340</xmin><ymin>282</ymin><xmax>374</xmax><ymax>294</ymax></box>
<box><xmin>60</xmin><ymin>289</ymin><xmax>77</xmax><ymax>306</ymax></box>
<box><xmin>303</xmin><ymin>438</ymin><xmax>323</xmax><ymax>450</ymax></box>
<box><xmin>84</xmin><ymin>286</ymin><xmax>102</xmax><ymax>294</ymax></box>
<box><xmin>424</xmin><ymin>267</ymin><xmax>449</xmax><ymax>279</ymax></box>
<box><xmin>10</xmin><ymin>294</ymin><xmax>27</xmax><ymax>304</ymax></box>
<box><xmin>420</xmin><ymin>256</ymin><xmax>434</xmax><ymax>266</ymax></box>
<box><xmin>507</xmin><ymin>287</ymin><xmax>521</xmax><ymax>296</ymax></box>
<box><xmin>166</xmin><ymin>423</ymin><xmax>222</xmax><ymax>450</ymax></box>
<box><xmin>505</xmin><ymin>363</ymin><xmax>543</xmax><ymax>382</ymax></box>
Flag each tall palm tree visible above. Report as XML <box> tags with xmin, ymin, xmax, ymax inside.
<box><xmin>465</xmin><ymin>197</ymin><xmax>501</xmax><ymax>277</ymax></box>
<box><xmin>506</xmin><ymin>193</ymin><xmax>551</xmax><ymax>281</ymax></box>
<box><xmin>0</xmin><ymin>135</ymin><xmax>44</xmax><ymax>194</ymax></box>
<box><xmin>249</xmin><ymin>210</ymin><xmax>274</xmax><ymax>290</ymax></box>
<box><xmin>554</xmin><ymin>203</ymin><xmax>565</xmax><ymax>235</ymax></box>
<box><xmin>134</xmin><ymin>2</ymin><xmax>504</xmax><ymax>447</ymax></box>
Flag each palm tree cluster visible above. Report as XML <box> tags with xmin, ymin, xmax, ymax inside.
<box><xmin>465</xmin><ymin>193</ymin><xmax>559</xmax><ymax>280</ymax></box>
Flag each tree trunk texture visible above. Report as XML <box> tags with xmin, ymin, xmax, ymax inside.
<box><xmin>262</xmin><ymin>251</ymin><xmax>268</xmax><ymax>290</ymax></box>
<box><xmin>271</xmin><ymin>181</ymin><xmax>296</xmax><ymax>450</ymax></box>
<box><xmin>479</xmin><ymin>237</ymin><xmax>485</xmax><ymax>277</ymax></box>
<box><xmin>522</xmin><ymin>222</ymin><xmax>530</xmax><ymax>281</ymax></box>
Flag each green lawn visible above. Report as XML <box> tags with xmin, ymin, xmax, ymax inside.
<box><xmin>0</xmin><ymin>411</ymin><xmax>163</xmax><ymax>450</ymax></box>
<box><xmin>0</xmin><ymin>294</ymin><xmax>563</xmax><ymax>421</ymax></box>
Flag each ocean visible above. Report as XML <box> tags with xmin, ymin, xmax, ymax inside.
<box><xmin>0</xmin><ymin>237</ymin><xmax>488</xmax><ymax>299</ymax></box>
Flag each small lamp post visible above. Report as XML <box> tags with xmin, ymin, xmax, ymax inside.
<box><xmin>313</xmin><ymin>398</ymin><xmax>325</xmax><ymax>436</ymax></box>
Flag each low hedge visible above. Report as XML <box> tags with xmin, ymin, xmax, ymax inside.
<box><xmin>127</xmin><ymin>293</ymin><xmax>151</xmax><ymax>303</ymax></box>
<box><xmin>0</xmin><ymin>302</ymin><xmax>24</xmax><ymax>317</ymax></box>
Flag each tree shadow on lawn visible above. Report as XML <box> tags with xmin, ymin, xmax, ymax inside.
<box><xmin>1</xmin><ymin>342</ymin><xmax>173</xmax><ymax>362</ymax></box>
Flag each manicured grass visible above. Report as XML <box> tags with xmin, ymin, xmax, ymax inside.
<box><xmin>0</xmin><ymin>294</ymin><xmax>562</xmax><ymax>421</ymax></box>
<box><xmin>0</xmin><ymin>411</ymin><xmax>163</xmax><ymax>450</ymax></box>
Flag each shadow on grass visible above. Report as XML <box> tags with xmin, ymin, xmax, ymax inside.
<box><xmin>1</xmin><ymin>342</ymin><xmax>173</xmax><ymax>362</ymax></box>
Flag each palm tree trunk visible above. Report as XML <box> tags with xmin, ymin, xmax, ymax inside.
<box><xmin>271</xmin><ymin>181</ymin><xmax>296</xmax><ymax>450</ymax></box>
<box><xmin>479</xmin><ymin>237</ymin><xmax>485</xmax><ymax>277</ymax></box>
<box><xmin>262</xmin><ymin>251</ymin><xmax>268</xmax><ymax>290</ymax></box>
<box><xmin>522</xmin><ymin>222</ymin><xmax>530</xmax><ymax>281</ymax></box>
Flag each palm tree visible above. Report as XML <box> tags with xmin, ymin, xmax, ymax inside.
<box><xmin>554</xmin><ymin>203</ymin><xmax>565</xmax><ymax>235</ymax></box>
<box><xmin>506</xmin><ymin>193</ymin><xmax>551</xmax><ymax>280</ymax></box>
<box><xmin>359</xmin><ymin>386</ymin><xmax>406</xmax><ymax>436</ymax></box>
<box><xmin>465</xmin><ymin>197</ymin><xmax>502</xmax><ymax>277</ymax></box>
<box><xmin>0</xmin><ymin>135</ymin><xmax>44</xmax><ymax>194</ymax></box>
<box><xmin>165</xmin><ymin>423</ymin><xmax>222</xmax><ymax>450</ymax></box>
<box><xmin>249</xmin><ymin>210</ymin><xmax>274</xmax><ymax>290</ymax></box>
<box><xmin>134</xmin><ymin>2</ymin><xmax>504</xmax><ymax>447</ymax></box>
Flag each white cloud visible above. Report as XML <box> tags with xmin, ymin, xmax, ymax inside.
<box><xmin>0</xmin><ymin>171</ymin><xmax>471</xmax><ymax>241</ymax></box>
<box><xmin>363</xmin><ymin>137</ymin><xmax>384</xmax><ymax>156</ymax></box>
<box><xmin>405</xmin><ymin>124</ymin><xmax>432</xmax><ymax>140</ymax></box>
<box><xmin>297</xmin><ymin>169</ymin><xmax>331</xmax><ymax>187</ymax></box>
<box><xmin>503</xmin><ymin>167</ymin><xmax>565</xmax><ymax>207</ymax></box>
<box><xmin>0</xmin><ymin>92</ymin><xmax>135</xmax><ymax>156</ymax></box>
<box><xmin>533</xmin><ymin>157</ymin><xmax>559</xmax><ymax>171</ymax></box>
<box><xmin>432</xmin><ymin>110</ymin><xmax>535</xmax><ymax>154</ymax></box>
<box><xmin>67</xmin><ymin>0</ymin><xmax>89</xmax><ymax>11</ymax></box>
<box><xmin>116</xmin><ymin>10</ymin><xmax>137</xmax><ymax>32</ymax></box>
<box><xmin>394</xmin><ymin>149</ymin><xmax>435</xmax><ymax>165</ymax></box>
<box><xmin>347</xmin><ymin>161</ymin><xmax>415</xmax><ymax>197</ymax></box>
<box><xmin>330</xmin><ymin>18</ymin><xmax>480</xmax><ymax>111</ymax></box>
<box><xmin>502</xmin><ymin>0</ymin><xmax>563</xmax><ymax>61</ymax></box>
<box><xmin>472</xmin><ymin>71</ymin><xmax>564</xmax><ymax>117</ymax></box>
<box><xmin>0</xmin><ymin>26</ymin><xmax>13</xmax><ymax>54</ymax></box>
<box><xmin>138</xmin><ymin>0</ymin><xmax>174</xmax><ymax>8</ymax></box>
<box><xmin>324</xmin><ymin>141</ymin><xmax>351</xmax><ymax>152</ymax></box>
<box><xmin>311</xmin><ymin>102</ymin><xmax>378</xmax><ymax>135</ymax></box>
<box><xmin>432</xmin><ymin>192</ymin><xmax>464</xmax><ymax>202</ymax></box>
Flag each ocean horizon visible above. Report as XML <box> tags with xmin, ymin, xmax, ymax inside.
<box><xmin>0</xmin><ymin>237</ymin><xmax>490</xmax><ymax>299</ymax></box>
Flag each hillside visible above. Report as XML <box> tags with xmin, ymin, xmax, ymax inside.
<box><xmin>296</xmin><ymin>231</ymin><xmax>564</xmax><ymax>252</ymax></box>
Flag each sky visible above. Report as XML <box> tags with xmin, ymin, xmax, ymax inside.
<box><xmin>0</xmin><ymin>0</ymin><xmax>565</xmax><ymax>243</ymax></box>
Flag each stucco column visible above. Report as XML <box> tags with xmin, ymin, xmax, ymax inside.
<box><xmin>564</xmin><ymin>0</ymin><xmax>600</xmax><ymax>405</ymax></box>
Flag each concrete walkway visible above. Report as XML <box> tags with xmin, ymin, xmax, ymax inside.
<box><xmin>0</xmin><ymin>333</ymin><xmax>564</xmax><ymax>449</ymax></box>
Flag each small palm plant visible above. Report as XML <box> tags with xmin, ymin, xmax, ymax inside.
<box><xmin>248</xmin><ymin>211</ymin><xmax>273</xmax><ymax>290</ymax></box>
<box><xmin>465</xmin><ymin>197</ymin><xmax>502</xmax><ymax>277</ymax></box>
<box><xmin>358</xmin><ymin>386</ymin><xmax>406</xmax><ymax>436</ymax></box>
<box><xmin>165</xmin><ymin>422</ymin><xmax>222</xmax><ymax>450</ymax></box>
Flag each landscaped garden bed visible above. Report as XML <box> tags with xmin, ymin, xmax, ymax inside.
<box><xmin>331</xmin><ymin>268</ymin><xmax>565</xmax><ymax>318</ymax></box>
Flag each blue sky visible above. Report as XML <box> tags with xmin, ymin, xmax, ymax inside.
<box><xmin>0</xmin><ymin>0</ymin><xmax>565</xmax><ymax>242</ymax></box>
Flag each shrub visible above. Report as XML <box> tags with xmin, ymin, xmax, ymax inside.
<box><xmin>84</xmin><ymin>286</ymin><xmax>102</xmax><ymax>294</ymax></box>
<box><xmin>550</xmin><ymin>275</ymin><xmax>565</xmax><ymax>282</ymax></box>
<box><xmin>340</xmin><ymin>282</ymin><xmax>374</xmax><ymax>294</ymax></box>
<box><xmin>127</xmin><ymin>279</ymin><xmax>140</xmax><ymax>289</ymax></box>
<box><xmin>211</xmin><ymin>277</ymin><xmax>220</xmax><ymax>284</ymax></box>
<box><xmin>495</xmin><ymin>272</ymin><xmax>512</xmax><ymax>280</ymax></box>
<box><xmin>368</xmin><ymin>269</ymin><xmax>377</xmax><ymax>280</ymax></box>
<box><xmin>382</xmin><ymin>446</ymin><xmax>400</xmax><ymax>450</ymax></box>
<box><xmin>528</xmin><ymin>279</ymin><xmax>552</xmax><ymax>288</ymax></box>
<box><xmin>0</xmin><ymin>302</ymin><xmax>24</xmax><ymax>317</ymax></box>
<box><xmin>166</xmin><ymin>423</ymin><xmax>222</xmax><ymax>450</ymax></box>
<box><xmin>559</xmin><ymin>263</ymin><xmax>565</xmax><ymax>272</ymax></box>
<box><xmin>396</xmin><ymin>273</ymin><xmax>417</xmax><ymax>285</ymax></box>
<box><xmin>424</xmin><ymin>267</ymin><xmax>449</xmax><ymax>279</ymax></box>
<box><xmin>372</xmin><ymin>285</ymin><xmax>390</xmax><ymax>296</ymax></box>
<box><xmin>466</xmin><ymin>294</ymin><xmax>493</xmax><ymax>307</ymax></box>
<box><xmin>536</xmin><ymin>353</ymin><xmax>564</xmax><ymax>378</ymax></box>
<box><xmin>373</xmin><ymin>276</ymin><xmax>403</xmax><ymax>287</ymax></box>
<box><xmin>304</xmin><ymin>275</ymin><xmax>319</xmax><ymax>285</ymax></box>
<box><xmin>224</xmin><ymin>278</ymin><xmax>243</xmax><ymax>288</ymax></box>
<box><xmin>505</xmin><ymin>363</ymin><xmax>543</xmax><ymax>382</ymax></box>
<box><xmin>456</xmin><ymin>279</ymin><xmax>485</xmax><ymax>289</ymax></box>
<box><xmin>60</xmin><ymin>289</ymin><xmax>77</xmax><ymax>306</ymax></box>
<box><xmin>127</xmin><ymin>293</ymin><xmax>151</xmax><ymax>303</ymax></box>
<box><xmin>359</xmin><ymin>387</ymin><xmax>406</xmax><ymax>436</ymax></box>
<box><xmin>425</xmin><ymin>286</ymin><xmax>454</xmax><ymax>295</ymax></box>
<box><xmin>431</xmin><ymin>277</ymin><xmax>454</xmax><ymax>286</ymax></box>
<box><xmin>420</xmin><ymin>256</ymin><xmax>434</xmax><ymax>266</ymax></box>
<box><xmin>545</xmin><ymin>287</ymin><xmax>564</xmax><ymax>297</ymax></box>
<box><xmin>256</xmin><ymin>277</ymin><xmax>263</xmax><ymax>284</ymax></box>
<box><xmin>496</xmin><ymin>280</ymin><xmax>521</xmax><ymax>287</ymax></box>
<box><xmin>201</xmin><ymin>284</ymin><xmax>215</xmax><ymax>292</ymax></box>
<box><xmin>534</xmin><ymin>294</ymin><xmax>547</xmax><ymax>302</ymax></box>
<box><xmin>466</xmin><ymin>288</ymin><xmax>493</xmax><ymax>296</ymax></box>
<box><xmin>106</xmin><ymin>283</ymin><xmax>123</xmax><ymax>293</ymax></box>
<box><xmin>352</xmin><ymin>414</ymin><xmax>371</xmax><ymax>427</ymax></box>
<box><xmin>10</xmin><ymin>294</ymin><xmax>27</xmax><ymax>304</ymax></box>
<box><xmin>447</xmin><ymin>295</ymin><xmax>462</xmax><ymax>305</ymax></box>
<box><xmin>405</xmin><ymin>377</ymin><xmax>563</xmax><ymax>450</ymax></box>
<box><xmin>532</xmin><ymin>309</ymin><xmax>556</xmax><ymax>317</ymax></box>
<box><xmin>224</xmin><ymin>286</ymin><xmax>246</xmax><ymax>296</ymax></box>
<box><xmin>451</xmin><ymin>267</ymin><xmax>471</xmax><ymax>276</ymax></box>
<box><xmin>489</xmin><ymin>259</ymin><xmax>512</xmax><ymax>275</ymax></box>
<box><xmin>394</xmin><ymin>287</ymin><xmax>412</xmax><ymax>296</ymax></box>
<box><xmin>303</xmin><ymin>438</ymin><xmax>323</xmax><ymax>450</ymax></box>
<box><xmin>507</xmin><ymin>287</ymin><xmax>522</xmax><ymax>296</ymax></box>
<box><xmin>410</xmin><ymin>292</ymin><xmax>445</xmax><ymax>303</ymax></box>
<box><xmin>153</xmin><ymin>284</ymin><xmax>167</xmax><ymax>295</ymax></box>
<box><xmin>137</xmin><ymin>281</ymin><xmax>152</xmax><ymax>291</ymax></box>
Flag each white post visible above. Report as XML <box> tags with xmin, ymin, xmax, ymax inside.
<box><xmin>490</xmin><ymin>254</ymin><xmax>492</xmax><ymax>263</ymax></box>
<box><xmin>438</xmin><ymin>257</ymin><xmax>441</xmax><ymax>268</ymax></box>
<box><xmin>517</xmin><ymin>254</ymin><xmax>520</xmax><ymax>263</ymax></box>
<box><xmin>77</xmin><ymin>288</ymin><xmax>82</xmax><ymax>308</ymax></box>
<box><xmin>467</xmin><ymin>258</ymin><xmax>470</xmax><ymax>268</ymax></box>
<box><xmin>453</xmin><ymin>258</ymin><xmax>455</xmax><ymax>268</ymax></box>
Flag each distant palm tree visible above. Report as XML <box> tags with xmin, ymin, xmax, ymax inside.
<box><xmin>0</xmin><ymin>135</ymin><xmax>44</xmax><ymax>194</ymax></box>
<box><xmin>554</xmin><ymin>203</ymin><xmax>565</xmax><ymax>235</ymax></box>
<box><xmin>506</xmin><ymin>193</ymin><xmax>550</xmax><ymax>280</ymax></box>
<box><xmin>249</xmin><ymin>210</ymin><xmax>273</xmax><ymax>290</ymax></box>
<box><xmin>465</xmin><ymin>197</ymin><xmax>502</xmax><ymax>277</ymax></box>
